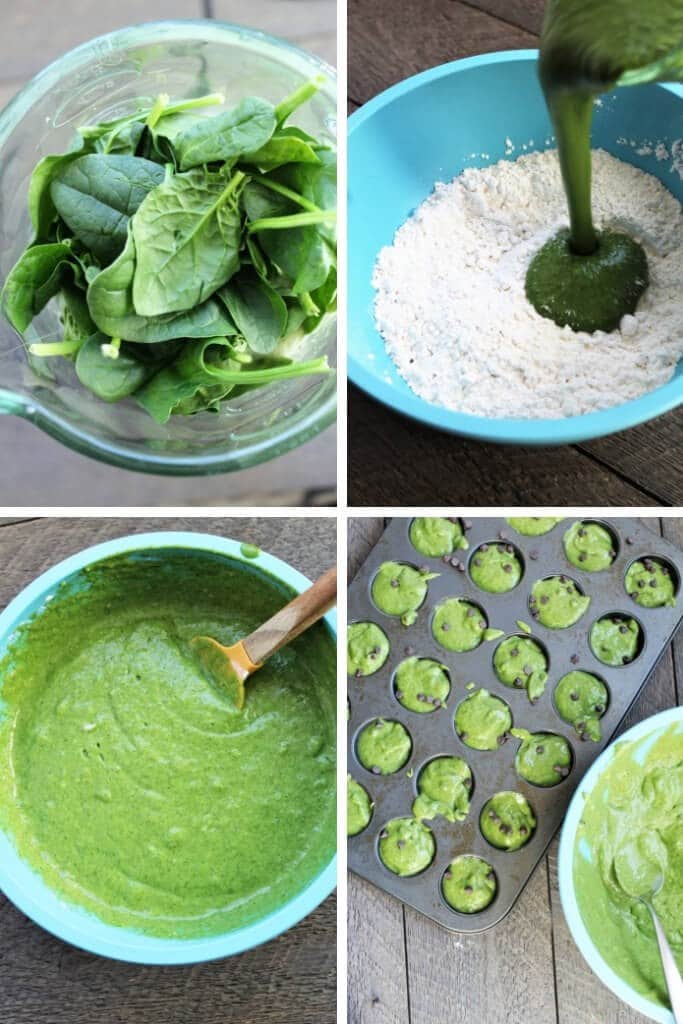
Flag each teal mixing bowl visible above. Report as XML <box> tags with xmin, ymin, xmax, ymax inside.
<box><xmin>558</xmin><ymin>706</ymin><xmax>682</xmax><ymax>1022</ymax></box>
<box><xmin>0</xmin><ymin>532</ymin><xmax>337</xmax><ymax>963</ymax></box>
<box><xmin>348</xmin><ymin>50</ymin><xmax>683</xmax><ymax>445</ymax></box>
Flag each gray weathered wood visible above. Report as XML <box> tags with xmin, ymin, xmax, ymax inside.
<box><xmin>0</xmin><ymin>516</ymin><xmax>336</xmax><ymax>1024</ymax></box>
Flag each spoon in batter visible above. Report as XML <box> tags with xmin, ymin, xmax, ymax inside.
<box><xmin>614</xmin><ymin>838</ymin><xmax>683</xmax><ymax>1021</ymax></box>
<box><xmin>191</xmin><ymin>566</ymin><xmax>337</xmax><ymax>709</ymax></box>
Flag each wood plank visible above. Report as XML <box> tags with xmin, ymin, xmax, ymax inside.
<box><xmin>348</xmin><ymin>0</ymin><xmax>536</xmax><ymax>104</ymax></box>
<box><xmin>0</xmin><ymin>516</ymin><xmax>336</xmax><ymax>1024</ymax></box>
<box><xmin>404</xmin><ymin>864</ymin><xmax>556</xmax><ymax>1024</ymax></box>
<box><xmin>661</xmin><ymin>516</ymin><xmax>683</xmax><ymax>704</ymax></box>
<box><xmin>577</xmin><ymin>412</ymin><xmax>683</xmax><ymax>507</ymax></box>
<box><xmin>348</xmin><ymin>387</ymin><xmax>659</xmax><ymax>506</ymax></box>
<box><xmin>457</xmin><ymin>0</ymin><xmax>544</xmax><ymax>35</ymax></box>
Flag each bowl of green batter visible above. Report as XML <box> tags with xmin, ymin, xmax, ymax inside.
<box><xmin>0</xmin><ymin>532</ymin><xmax>337</xmax><ymax>963</ymax></box>
<box><xmin>558</xmin><ymin>706</ymin><xmax>682</xmax><ymax>1022</ymax></box>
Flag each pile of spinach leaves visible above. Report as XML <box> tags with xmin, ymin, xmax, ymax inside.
<box><xmin>1</xmin><ymin>79</ymin><xmax>336</xmax><ymax>423</ymax></box>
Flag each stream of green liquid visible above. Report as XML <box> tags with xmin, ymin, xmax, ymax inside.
<box><xmin>525</xmin><ymin>0</ymin><xmax>683</xmax><ymax>334</ymax></box>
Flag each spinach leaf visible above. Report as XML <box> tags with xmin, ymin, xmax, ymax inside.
<box><xmin>131</xmin><ymin>168</ymin><xmax>243</xmax><ymax>316</ymax></box>
<box><xmin>87</xmin><ymin>227</ymin><xmax>237</xmax><ymax>342</ymax></box>
<box><xmin>75</xmin><ymin>334</ymin><xmax>152</xmax><ymax>401</ymax></box>
<box><xmin>28</xmin><ymin>146</ymin><xmax>89</xmax><ymax>240</ymax></box>
<box><xmin>219</xmin><ymin>273</ymin><xmax>287</xmax><ymax>354</ymax></box>
<box><xmin>256</xmin><ymin>220</ymin><xmax>333</xmax><ymax>295</ymax></box>
<box><xmin>93</xmin><ymin>120</ymin><xmax>146</xmax><ymax>156</ymax></box>
<box><xmin>61</xmin><ymin>285</ymin><xmax>96</xmax><ymax>340</ymax></box>
<box><xmin>244</xmin><ymin>128</ymin><xmax>321</xmax><ymax>171</ymax></box>
<box><xmin>1</xmin><ymin>242</ymin><xmax>73</xmax><ymax>332</ymax></box>
<box><xmin>174</xmin><ymin>97</ymin><xmax>276</xmax><ymax>170</ymax></box>
<box><xmin>136</xmin><ymin>337</ymin><xmax>238</xmax><ymax>423</ymax></box>
<box><xmin>50</xmin><ymin>154</ymin><xmax>165</xmax><ymax>264</ymax></box>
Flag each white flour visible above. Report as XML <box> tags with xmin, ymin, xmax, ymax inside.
<box><xmin>372</xmin><ymin>149</ymin><xmax>683</xmax><ymax>418</ymax></box>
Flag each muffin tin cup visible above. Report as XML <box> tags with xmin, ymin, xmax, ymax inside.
<box><xmin>347</xmin><ymin>517</ymin><xmax>683</xmax><ymax>933</ymax></box>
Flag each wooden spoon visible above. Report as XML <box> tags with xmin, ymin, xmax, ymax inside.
<box><xmin>190</xmin><ymin>566</ymin><xmax>337</xmax><ymax>709</ymax></box>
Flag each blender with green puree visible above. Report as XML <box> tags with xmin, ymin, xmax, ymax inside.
<box><xmin>526</xmin><ymin>0</ymin><xmax>683</xmax><ymax>334</ymax></box>
<box><xmin>506</xmin><ymin>517</ymin><xmax>564</xmax><ymax>536</ymax></box>
<box><xmin>512</xmin><ymin>728</ymin><xmax>572</xmax><ymax>786</ymax></box>
<box><xmin>442</xmin><ymin>856</ymin><xmax>497</xmax><ymax>914</ymax></box>
<box><xmin>409</xmin><ymin>517</ymin><xmax>469</xmax><ymax>558</ymax></box>
<box><xmin>590</xmin><ymin>615</ymin><xmax>642</xmax><ymax>665</ymax></box>
<box><xmin>574</xmin><ymin>723</ymin><xmax>683</xmax><ymax>1009</ymax></box>
<box><xmin>412</xmin><ymin>756</ymin><xmax>472</xmax><ymax>822</ymax></box>
<box><xmin>347</xmin><ymin>621</ymin><xmax>390</xmax><ymax>677</ymax></box>
<box><xmin>554</xmin><ymin>670</ymin><xmax>608</xmax><ymax>741</ymax></box>
<box><xmin>470</xmin><ymin>543</ymin><xmax>523</xmax><ymax>593</ymax></box>
<box><xmin>371</xmin><ymin>561</ymin><xmax>438</xmax><ymax>626</ymax></box>
<box><xmin>378</xmin><ymin>817</ymin><xmax>435</xmax><ymax>876</ymax></box>
<box><xmin>564</xmin><ymin>521</ymin><xmax>616</xmax><ymax>572</ymax></box>
<box><xmin>493</xmin><ymin>635</ymin><xmax>549</xmax><ymax>702</ymax></box>
<box><xmin>530</xmin><ymin>575</ymin><xmax>590</xmax><ymax>628</ymax></box>
<box><xmin>394</xmin><ymin>656</ymin><xmax>450</xmax><ymax>712</ymax></box>
<box><xmin>0</xmin><ymin>551</ymin><xmax>336</xmax><ymax>939</ymax></box>
<box><xmin>625</xmin><ymin>558</ymin><xmax>677</xmax><ymax>608</ymax></box>
<box><xmin>356</xmin><ymin>718</ymin><xmax>412</xmax><ymax>775</ymax></box>
<box><xmin>455</xmin><ymin>689</ymin><xmax>512</xmax><ymax>750</ymax></box>
<box><xmin>347</xmin><ymin>776</ymin><xmax>373</xmax><ymax>836</ymax></box>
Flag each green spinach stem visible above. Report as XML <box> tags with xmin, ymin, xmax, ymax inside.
<box><xmin>247</xmin><ymin>210</ymin><xmax>336</xmax><ymax>233</ymax></box>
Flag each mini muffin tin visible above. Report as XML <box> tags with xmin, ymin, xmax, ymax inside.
<box><xmin>347</xmin><ymin>517</ymin><xmax>683</xmax><ymax>932</ymax></box>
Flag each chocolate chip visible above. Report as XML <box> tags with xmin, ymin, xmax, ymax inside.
<box><xmin>649</xmin><ymin>579</ymin><xmax>657</xmax><ymax>587</ymax></box>
<box><xmin>442</xmin><ymin>622</ymin><xmax>451</xmax><ymax>631</ymax></box>
<box><xmin>523</xmin><ymin>664</ymin><xmax>532</xmax><ymax>675</ymax></box>
<box><xmin>397</xmin><ymin>840</ymin><xmax>406</xmax><ymax>849</ymax></box>
<box><xmin>638</xmin><ymin>578</ymin><xmax>645</xmax><ymax>588</ymax></box>
<box><xmin>519</xmin><ymin>825</ymin><xmax>527</xmax><ymax>835</ymax></box>
<box><xmin>372</xmin><ymin>766</ymin><xmax>381</xmax><ymax>774</ymax></box>
<box><xmin>622</xmin><ymin>655</ymin><xmax>632</xmax><ymax>665</ymax></box>
<box><xmin>375</xmin><ymin>719</ymin><xmax>384</xmax><ymax>727</ymax></box>
<box><xmin>510</xmin><ymin>647</ymin><xmax>519</xmax><ymax>657</ymax></box>
<box><xmin>554</xmin><ymin>765</ymin><xmax>570</xmax><ymax>777</ymax></box>
<box><xmin>536</xmin><ymin>745</ymin><xmax>545</xmax><ymax>755</ymax></box>
<box><xmin>479</xmin><ymin>620</ymin><xmax>487</xmax><ymax>630</ymax></box>
<box><xmin>570</xmin><ymin>653</ymin><xmax>579</xmax><ymax>665</ymax></box>
<box><xmin>449</xmin><ymin>556</ymin><xmax>460</xmax><ymax>567</ymax></box>
<box><xmin>417</xmin><ymin>693</ymin><xmax>425</xmax><ymax>702</ymax></box>
<box><xmin>609</xmin><ymin>551</ymin><xmax>616</xmax><ymax>560</ymax></box>
<box><xmin>506</xmin><ymin>545</ymin><xmax>514</xmax><ymax>555</ymax></box>
<box><xmin>433</xmin><ymin>698</ymin><xmax>441</xmax><ymax>708</ymax></box>
<box><xmin>474</xmin><ymin>558</ymin><xmax>482</xmax><ymax>567</ymax></box>
<box><xmin>354</xmin><ymin>668</ymin><xmax>362</xmax><ymax>678</ymax></box>
<box><xmin>529</xmin><ymin>549</ymin><xmax>538</xmax><ymax>560</ymax></box>
<box><xmin>503</xmin><ymin>563</ymin><xmax>513</xmax><ymax>573</ymax></box>
<box><xmin>499</xmin><ymin>823</ymin><xmax>511</xmax><ymax>834</ymax></box>
<box><xmin>570</xmin><ymin>691</ymin><xmax>579</xmax><ymax>701</ymax></box>
<box><xmin>390</xmin><ymin>579</ymin><xmax>399</xmax><ymax>588</ymax></box>
<box><xmin>662</xmin><ymin>566</ymin><xmax>670</xmax><ymax>576</ymax></box>
<box><xmin>463</xmin><ymin>519</ymin><xmax>472</xmax><ymax>530</ymax></box>
<box><xmin>497</xmin><ymin>544</ymin><xmax>505</xmax><ymax>554</ymax></box>
<box><xmin>619</xmin><ymin>624</ymin><xmax>628</xmax><ymax>634</ymax></box>
<box><xmin>466</xmin><ymin>608</ymin><xmax>476</xmax><ymax>618</ymax></box>
<box><xmin>559</xmin><ymin>575</ymin><xmax>566</xmax><ymax>584</ymax></box>
<box><xmin>464</xmin><ymin>884</ymin><xmax>473</xmax><ymax>892</ymax></box>
<box><xmin>481</xmin><ymin>543</ymin><xmax>489</xmax><ymax>552</ymax></box>
<box><xmin>487</xmin><ymin>871</ymin><xmax>495</xmax><ymax>882</ymax></box>
<box><xmin>442</xmin><ymin>555</ymin><xmax>451</xmax><ymax>564</ymax></box>
<box><xmin>578</xmin><ymin>527</ymin><xmax>586</xmax><ymax>537</ymax></box>
<box><xmin>498</xmin><ymin>531</ymin><xmax>508</xmax><ymax>541</ymax></box>
<box><xmin>513</xmin><ymin>677</ymin><xmax>524</xmax><ymax>688</ymax></box>
<box><xmin>395</xmin><ymin>689</ymin><xmax>404</xmax><ymax>700</ymax></box>
<box><xmin>576</xmin><ymin>721</ymin><xmax>585</xmax><ymax>731</ymax></box>
<box><xmin>489</xmin><ymin>809</ymin><xmax>498</xmax><ymax>820</ymax></box>
<box><xmin>594</xmin><ymin>704</ymin><xmax>604</xmax><ymax>713</ymax></box>
<box><xmin>444</xmin><ymin>869</ymin><xmax>453</xmax><ymax>880</ymax></box>
<box><xmin>579</xmin><ymin>552</ymin><xmax>587</xmax><ymax>562</ymax></box>
<box><xmin>626</xmin><ymin>536</ymin><xmax>634</xmax><ymax>545</ymax></box>
<box><xmin>380</xmin><ymin>830</ymin><xmax>388</xmax><ymax>839</ymax></box>
<box><xmin>419</xmin><ymin>564</ymin><xmax>430</xmax><ymax>574</ymax></box>
<box><xmin>497</xmin><ymin>733</ymin><xmax>507</xmax><ymax>745</ymax></box>
<box><xmin>460</xmin><ymin>731</ymin><xmax>468</xmax><ymax>740</ymax></box>
<box><xmin>405</xmin><ymin>646</ymin><xmax>415</xmax><ymax>657</ymax></box>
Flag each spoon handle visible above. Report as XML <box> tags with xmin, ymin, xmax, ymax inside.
<box><xmin>650</xmin><ymin>907</ymin><xmax>683</xmax><ymax>1023</ymax></box>
<box><xmin>243</xmin><ymin>567</ymin><xmax>337</xmax><ymax>667</ymax></box>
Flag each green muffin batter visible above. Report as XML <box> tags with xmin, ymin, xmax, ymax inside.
<box><xmin>574</xmin><ymin>722</ymin><xmax>683</xmax><ymax>1008</ymax></box>
<box><xmin>409</xmin><ymin>517</ymin><xmax>469</xmax><ymax>558</ymax></box>
<box><xmin>347</xmin><ymin>776</ymin><xmax>373</xmax><ymax>836</ymax></box>
<box><xmin>512</xmin><ymin>729</ymin><xmax>573</xmax><ymax>786</ymax></box>
<box><xmin>625</xmin><ymin>558</ymin><xmax>677</xmax><ymax>609</ymax></box>
<box><xmin>442</xmin><ymin>856</ymin><xmax>497</xmax><ymax>914</ymax></box>
<box><xmin>590</xmin><ymin>615</ymin><xmax>642</xmax><ymax>666</ymax></box>
<box><xmin>432</xmin><ymin>598</ymin><xmax>487</xmax><ymax>652</ymax></box>
<box><xmin>455</xmin><ymin>689</ymin><xmax>512</xmax><ymax>751</ymax></box>
<box><xmin>481</xmin><ymin>792</ymin><xmax>536</xmax><ymax>851</ymax></box>
<box><xmin>470</xmin><ymin>543</ymin><xmax>523</xmax><ymax>593</ymax></box>
<box><xmin>555</xmin><ymin>670</ymin><xmax>608</xmax><ymax>741</ymax></box>
<box><xmin>412</xmin><ymin>756</ymin><xmax>472</xmax><ymax>823</ymax></box>
<box><xmin>530</xmin><ymin>576</ymin><xmax>591</xmax><ymax>628</ymax></box>
<box><xmin>378</xmin><ymin>817</ymin><xmax>435</xmax><ymax>876</ymax></box>
<box><xmin>394</xmin><ymin>657</ymin><xmax>450</xmax><ymax>713</ymax></box>
<box><xmin>493</xmin><ymin>636</ymin><xmax>549</xmax><ymax>702</ymax></box>
<box><xmin>347</xmin><ymin>621</ymin><xmax>390</xmax><ymax>677</ymax></box>
<box><xmin>356</xmin><ymin>718</ymin><xmax>412</xmax><ymax>775</ymax></box>
<box><xmin>563</xmin><ymin>521</ymin><xmax>616</xmax><ymax>572</ymax></box>
<box><xmin>371</xmin><ymin>561</ymin><xmax>438</xmax><ymax>626</ymax></box>
<box><xmin>506</xmin><ymin>517</ymin><xmax>564</xmax><ymax>536</ymax></box>
<box><xmin>0</xmin><ymin>550</ymin><xmax>336</xmax><ymax>939</ymax></box>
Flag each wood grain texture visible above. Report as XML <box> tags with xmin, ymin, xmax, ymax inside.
<box><xmin>0</xmin><ymin>517</ymin><xmax>336</xmax><ymax>1024</ymax></box>
<box><xmin>347</xmin><ymin>388</ymin><xmax>661</xmax><ymax>506</ymax></box>
<box><xmin>347</xmin><ymin>516</ymin><xmax>680</xmax><ymax>1024</ymax></box>
<box><xmin>348</xmin><ymin>0</ymin><xmax>536</xmax><ymax>104</ymax></box>
<box><xmin>347</xmin><ymin>0</ymin><xmax>683</xmax><ymax>507</ymax></box>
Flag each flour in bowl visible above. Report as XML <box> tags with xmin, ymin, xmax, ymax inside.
<box><xmin>372</xmin><ymin>149</ymin><xmax>683</xmax><ymax>418</ymax></box>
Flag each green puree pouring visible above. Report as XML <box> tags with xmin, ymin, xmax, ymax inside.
<box><xmin>575</xmin><ymin>723</ymin><xmax>683</xmax><ymax>1008</ymax></box>
<box><xmin>526</xmin><ymin>0</ymin><xmax>683</xmax><ymax>333</ymax></box>
<box><xmin>0</xmin><ymin>550</ymin><xmax>336</xmax><ymax>940</ymax></box>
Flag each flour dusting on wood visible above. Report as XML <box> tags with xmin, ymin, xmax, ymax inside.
<box><xmin>372</xmin><ymin>149</ymin><xmax>683</xmax><ymax>418</ymax></box>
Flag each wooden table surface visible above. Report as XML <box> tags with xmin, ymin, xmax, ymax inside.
<box><xmin>347</xmin><ymin>0</ymin><xmax>683</xmax><ymax>507</ymax></box>
<box><xmin>347</xmin><ymin>516</ymin><xmax>682</xmax><ymax>1024</ymax></box>
<box><xmin>0</xmin><ymin>516</ymin><xmax>336</xmax><ymax>1024</ymax></box>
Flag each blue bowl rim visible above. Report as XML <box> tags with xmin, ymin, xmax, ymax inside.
<box><xmin>558</xmin><ymin>705</ymin><xmax>682</xmax><ymax>1023</ymax></box>
<box><xmin>348</xmin><ymin>49</ymin><xmax>683</xmax><ymax>446</ymax></box>
<box><xmin>0</xmin><ymin>530</ymin><xmax>337</xmax><ymax>964</ymax></box>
